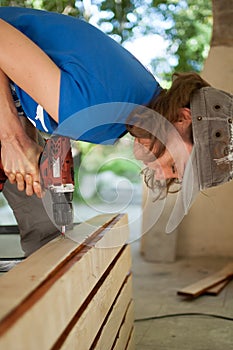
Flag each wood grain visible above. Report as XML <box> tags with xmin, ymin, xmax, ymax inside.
<box><xmin>58</xmin><ymin>248</ymin><xmax>132</xmax><ymax>350</ymax></box>
<box><xmin>0</xmin><ymin>214</ymin><xmax>130</xmax><ymax>350</ymax></box>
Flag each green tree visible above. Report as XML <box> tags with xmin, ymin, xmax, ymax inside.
<box><xmin>151</xmin><ymin>0</ymin><xmax>212</xmax><ymax>76</ymax></box>
<box><xmin>1</xmin><ymin>0</ymin><xmax>212</xmax><ymax>77</ymax></box>
<box><xmin>39</xmin><ymin>0</ymin><xmax>78</xmax><ymax>16</ymax></box>
<box><xmin>0</xmin><ymin>0</ymin><xmax>79</xmax><ymax>15</ymax></box>
<box><xmin>98</xmin><ymin>0</ymin><xmax>137</xmax><ymax>42</ymax></box>
<box><xmin>90</xmin><ymin>0</ymin><xmax>212</xmax><ymax>77</ymax></box>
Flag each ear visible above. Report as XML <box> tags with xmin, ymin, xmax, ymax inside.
<box><xmin>177</xmin><ymin>108</ymin><xmax>192</xmax><ymax>123</ymax></box>
<box><xmin>173</xmin><ymin>108</ymin><xmax>192</xmax><ymax>139</ymax></box>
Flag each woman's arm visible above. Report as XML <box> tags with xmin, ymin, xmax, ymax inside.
<box><xmin>0</xmin><ymin>69</ymin><xmax>43</xmax><ymax>197</ymax></box>
<box><xmin>0</xmin><ymin>18</ymin><xmax>61</xmax><ymax>197</ymax></box>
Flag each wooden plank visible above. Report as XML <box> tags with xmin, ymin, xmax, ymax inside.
<box><xmin>0</xmin><ymin>214</ymin><xmax>129</xmax><ymax>350</ymax></box>
<box><xmin>177</xmin><ymin>262</ymin><xmax>233</xmax><ymax>297</ymax></box>
<box><xmin>93</xmin><ymin>277</ymin><xmax>133</xmax><ymax>350</ymax></box>
<box><xmin>58</xmin><ymin>247</ymin><xmax>132</xmax><ymax>350</ymax></box>
<box><xmin>112</xmin><ymin>301</ymin><xmax>134</xmax><ymax>350</ymax></box>
<box><xmin>125</xmin><ymin>328</ymin><xmax>135</xmax><ymax>350</ymax></box>
<box><xmin>205</xmin><ymin>278</ymin><xmax>232</xmax><ymax>295</ymax></box>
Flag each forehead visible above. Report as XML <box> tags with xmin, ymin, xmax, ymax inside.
<box><xmin>136</xmin><ymin>137</ymin><xmax>166</xmax><ymax>158</ymax></box>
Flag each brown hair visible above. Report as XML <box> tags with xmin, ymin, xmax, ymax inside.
<box><xmin>148</xmin><ymin>72</ymin><xmax>210</xmax><ymax>122</ymax></box>
<box><xmin>126</xmin><ymin>72</ymin><xmax>211</xmax><ymax>197</ymax></box>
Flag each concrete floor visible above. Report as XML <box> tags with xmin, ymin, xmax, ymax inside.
<box><xmin>131</xmin><ymin>240</ymin><xmax>233</xmax><ymax>350</ymax></box>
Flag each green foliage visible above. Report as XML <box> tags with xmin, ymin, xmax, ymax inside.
<box><xmin>98</xmin><ymin>0</ymin><xmax>137</xmax><ymax>42</ymax></box>
<box><xmin>98</xmin><ymin>158</ymin><xmax>140</xmax><ymax>181</ymax></box>
<box><xmin>39</xmin><ymin>0</ymin><xmax>78</xmax><ymax>15</ymax></box>
<box><xmin>76</xmin><ymin>136</ymin><xmax>141</xmax><ymax>182</ymax></box>
<box><xmin>152</xmin><ymin>0</ymin><xmax>213</xmax><ymax>76</ymax></box>
<box><xmin>1</xmin><ymin>0</ymin><xmax>213</xmax><ymax>76</ymax></box>
<box><xmin>72</xmin><ymin>137</ymin><xmax>142</xmax><ymax>201</ymax></box>
<box><xmin>97</xmin><ymin>0</ymin><xmax>212</xmax><ymax>78</ymax></box>
<box><xmin>0</xmin><ymin>0</ymin><xmax>29</xmax><ymax>6</ymax></box>
<box><xmin>0</xmin><ymin>0</ymin><xmax>79</xmax><ymax>15</ymax></box>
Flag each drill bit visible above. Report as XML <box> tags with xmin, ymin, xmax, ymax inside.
<box><xmin>61</xmin><ymin>225</ymin><xmax>66</xmax><ymax>236</ymax></box>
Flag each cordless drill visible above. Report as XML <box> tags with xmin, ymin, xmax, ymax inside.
<box><xmin>0</xmin><ymin>136</ymin><xmax>75</xmax><ymax>235</ymax></box>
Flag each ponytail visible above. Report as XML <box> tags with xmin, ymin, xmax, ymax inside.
<box><xmin>148</xmin><ymin>72</ymin><xmax>211</xmax><ymax>123</ymax></box>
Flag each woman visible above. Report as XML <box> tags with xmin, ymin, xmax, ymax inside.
<box><xmin>0</xmin><ymin>7</ymin><xmax>210</xmax><ymax>197</ymax></box>
<box><xmin>0</xmin><ymin>6</ymin><xmax>214</xmax><ymax>254</ymax></box>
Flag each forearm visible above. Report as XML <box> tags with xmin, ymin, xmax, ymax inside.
<box><xmin>0</xmin><ymin>68</ymin><xmax>43</xmax><ymax>197</ymax></box>
<box><xmin>0</xmin><ymin>69</ymin><xmax>40</xmax><ymax>144</ymax></box>
<box><xmin>0</xmin><ymin>69</ymin><xmax>26</xmax><ymax>141</ymax></box>
<box><xmin>0</xmin><ymin>18</ymin><xmax>59</xmax><ymax>197</ymax></box>
<box><xmin>20</xmin><ymin>117</ymin><xmax>39</xmax><ymax>143</ymax></box>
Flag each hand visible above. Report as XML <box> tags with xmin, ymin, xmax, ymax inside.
<box><xmin>1</xmin><ymin>133</ymin><xmax>43</xmax><ymax>198</ymax></box>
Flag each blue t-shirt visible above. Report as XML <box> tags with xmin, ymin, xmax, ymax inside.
<box><xmin>0</xmin><ymin>7</ymin><xmax>161</xmax><ymax>144</ymax></box>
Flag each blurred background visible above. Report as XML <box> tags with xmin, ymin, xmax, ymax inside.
<box><xmin>0</xmin><ymin>0</ymin><xmax>213</xmax><ymax>229</ymax></box>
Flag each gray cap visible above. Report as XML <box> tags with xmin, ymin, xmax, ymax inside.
<box><xmin>166</xmin><ymin>86</ymin><xmax>233</xmax><ymax>233</ymax></box>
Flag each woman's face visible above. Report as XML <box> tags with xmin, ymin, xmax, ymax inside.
<box><xmin>133</xmin><ymin>108</ymin><xmax>193</xmax><ymax>182</ymax></box>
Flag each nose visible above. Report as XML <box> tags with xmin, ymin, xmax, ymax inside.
<box><xmin>149</xmin><ymin>162</ymin><xmax>178</xmax><ymax>181</ymax></box>
<box><xmin>154</xmin><ymin>166</ymin><xmax>172</xmax><ymax>180</ymax></box>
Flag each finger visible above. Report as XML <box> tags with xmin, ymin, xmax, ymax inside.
<box><xmin>25</xmin><ymin>174</ymin><xmax>34</xmax><ymax>196</ymax></box>
<box><xmin>8</xmin><ymin>173</ymin><xmax>16</xmax><ymax>184</ymax></box>
<box><xmin>33</xmin><ymin>180</ymin><xmax>42</xmax><ymax>198</ymax></box>
<box><xmin>16</xmin><ymin>173</ymin><xmax>25</xmax><ymax>191</ymax></box>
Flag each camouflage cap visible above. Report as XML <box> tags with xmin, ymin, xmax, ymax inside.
<box><xmin>166</xmin><ymin>86</ymin><xmax>233</xmax><ymax>233</ymax></box>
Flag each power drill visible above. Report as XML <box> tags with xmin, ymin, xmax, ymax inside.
<box><xmin>0</xmin><ymin>136</ymin><xmax>75</xmax><ymax>235</ymax></box>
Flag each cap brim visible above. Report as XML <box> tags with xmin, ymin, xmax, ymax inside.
<box><xmin>165</xmin><ymin>147</ymin><xmax>200</xmax><ymax>233</ymax></box>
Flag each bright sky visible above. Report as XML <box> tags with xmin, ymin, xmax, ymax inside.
<box><xmin>123</xmin><ymin>34</ymin><xmax>168</xmax><ymax>68</ymax></box>
<box><xmin>79</xmin><ymin>0</ymin><xmax>168</xmax><ymax>68</ymax></box>
<box><xmin>76</xmin><ymin>0</ymin><xmax>172</xmax><ymax>79</ymax></box>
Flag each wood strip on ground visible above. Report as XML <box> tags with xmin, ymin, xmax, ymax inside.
<box><xmin>177</xmin><ymin>262</ymin><xmax>233</xmax><ymax>297</ymax></box>
<box><xmin>205</xmin><ymin>278</ymin><xmax>232</xmax><ymax>295</ymax></box>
